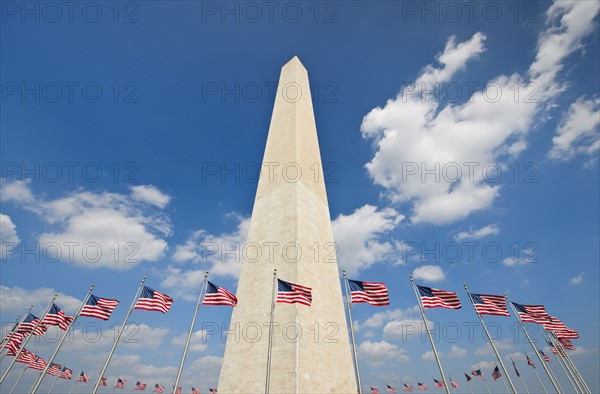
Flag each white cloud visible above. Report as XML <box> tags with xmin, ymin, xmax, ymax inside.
<box><xmin>0</xmin><ymin>285</ymin><xmax>83</xmax><ymax>316</ymax></box>
<box><xmin>421</xmin><ymin>350</ymin><xmax>438</xmax><ymax>361</ymax></box>
<box><xmin>358</xmin><ymin>340</ymin><xmax>409</xmax><ymax>366</ymax></box>
<box><xmin>0</xmin><ymin>181</ymin><xmax>171</xmax><ymax>269</ymax></box>
<box><xmin>475</xmin><ymin>340</ymin><xmax>514</xmax><ymax>356</ymax></box>
<box><xmin>549</xmin><ymin>97</ymin><xmax>600</xmax><ymax>161</ymax></box>
<box><xmin>412</xmin><ymin>265</ymin><xmax>446</xmax><ymax>282</ymax></box>
<box><xmin>447</xmin><ymin>345</ymin><xmax>467</xmax><ymax>358</ymax></box>
<box><xmin>170</xmin><ymin>329</ymin><xmax>209</xmax><ymax>352</ymax></box>
<box><xmin>454</xmin><ymin>224</ymin><xmax>499</xmax><ymax>241</ymax></box>
<box><xmin>569</xmin><ymin>274</ymin><xmax>583</xmax><ymax>285</ymax></box>
<box><xmin>332</xmin><ymin>204</ymin><xmax>404</xmax><ymax>275</ymax></box>
<box><xmin>130</xmin><ymin>185</ymin><xmax>172</xmax><ymax>208</ymax></box>
<box><xmin>470</xmin><ymin>360</ymin><xmax>496</xmax><ymax>371</ymax></box>
<box><xmin>0</xmin><ymin>213</ymin><xmax>20</xmax><ymax>259</ymax></box>
<box><xmin>361</xmin><ymin>2</ymin><xmax>600</xmax><ymax>224</ymax></box>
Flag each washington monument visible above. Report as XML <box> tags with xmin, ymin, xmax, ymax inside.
<box><xmin>218</xmin><ymin>57</ymin><xmax>357</xmax><ymax>393</ymax></box>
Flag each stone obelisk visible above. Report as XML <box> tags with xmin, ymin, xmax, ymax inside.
<box><xmin>218</xmin><ymin>57</ymin><xmax>357</xmax><ymax>393</ymax></box>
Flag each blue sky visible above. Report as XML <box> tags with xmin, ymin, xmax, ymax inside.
<box><xmin>1</xmin><ymin>1</ymin><xmax>599</xmax><ymax>393</ymax></box>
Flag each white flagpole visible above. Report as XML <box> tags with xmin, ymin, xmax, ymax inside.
<box><xmin>264</xmin><ymin>269</ymin><xmax>277</xmax><ymax>394</ymax></box>
<box><xmin>464</xmin><ymin>285</ymin><xmax>517</xmax><ymax>394</ymax></box>
<box><xmin>497</xmin><ymin>365</ymin><xmax>511</xmax><ymax>394</ymax></box>
<box><xmin>342</xmin><ymin>270</ymin><xmax>362</xmax><ymax>394</ymax></box>
<box><xmin>31</xmin><ymin>285</ymin><xmax>95</xmax><ymax>393</ymax></box>
<box><xmin>0</xmin><ymin>305</ymin><xmax>34</xmax><ymax>361</ymax></box>
<box><xmin>47</xmin><ymin>371</ymin><xmax>61</xmax><ymax>393</ymax></box>
<box><xmin>508</xmin><ymin>356</ymin><xmax>529</xmax><ymax>394</ymax></box>
<box><xmin>550</xmin><ymin>331</ymin><xmax>591</xmax><ymax>394</ymax></box>
<box><xmin>0</xmin><ymin>314</ymin><xmax>23</xmax><ymax>355</ymax></box>
<box><xmin>466</xmin><ymin>379</ymin><xmax>473</xmax><ymax>394</ymax></box>
<box><xmin>67</xmin><ymin>374</ymin><xmax>78</xmax><ymax>394</ymax></box>
<box><xmin>0</xmin><ymin>295</ymin><xmax>57</xmax><ymax>385</ymax></box>
<box><xmin>482</xmin><ymin>376</ymin><xmax>491</xmax><ymax>394</ymax></box>
<box><xmin>543</xmin><ymin>330</ymin><xmax>581</xmax><ymax>393</ymax></box>
<box><xmin>506</xmin><ymin>297</ymin><xmax>562</xmax><ymax>393</ymax></box>
<box><xmin>409</xmin><ymin>276</ymin><xmax>450</xmax><ymax>394</ymax></box>
<box><xmin>8</xmin><ymin>363</ymin><xmax>28</xmax><ymax>394</ymax></box>
<box><xmin>172</xmin><ymin>272</ymin><xmax>209</xmax><ymax>394</ymax></box>
<box><xmin>526</xmin><ymin>350</ymin><xmax>548</xmax><ymax>394</ymax></box>
<box><xmin>541</xmin><ymin>347</ymin><xmax>564</xmax><ymax>394</ymax></box>
<box><xmin>92</xmin><ymin>277</ymin><xmax>147</xmax><ymax>394</ymax></box>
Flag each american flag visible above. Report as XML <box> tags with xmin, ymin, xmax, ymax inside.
<box><xmin>511</xmin><ymin>303</ymin><xmax>549</xmax><ymax>324</ymax></box>
<box><xmin>370</xmin><ymin>387</ymin><xmax>379</xmax><ymax>394</ymax></box>
<box><xmin>134</xmin><ymin>286</ymin><xmax>174</xmax><ymax>313</ymax></box>
<box><xmin>153</xmin><ymin>384</ymin><xmax>165</xmax><ymax>393</ymax></box>
<box><xmin>433</xmin><ymin>379</ymin><xmax>445</xmax><ymax>388</ymax></box>
<box><xmin>416</xmin><ymin>285</ymin><xmax>461</xmax><ymax>309</ymax></box>
<box><xmin>77</xmin><ymin>371</ymin><xmax>91</xmax><ymax>382</ymax></box>
<box><xmin>450</xmin><ymin>379</ymin><xmax>459</xmax><ymax>388</ymax></box>
<box><xmin>547</xmin><ymin>341</ymin><xmax>558</xmax><ymax>354</ymax></box>
<box><xmin>3</xmin><ymin>329</ymin><xmax>24</xmax><ymax>348</ymax></box>
<box><xmin>555</xmin><ymin>328</ymin><xmax>579</xmax><ymax>339</ymax></box>
<box><xmin>30</xmin><ymin>356</ymin><xmax>48</xmax><ymax>370</ymax></box>
<box><xmin>386</xmin><ymin>384</ymin><xmax>397</xmax><ymax>392</ymax></box>
<box><xmin>402</xmin><ymin>384</ymin><xmax>413</xmax><ymax>392</ymax></box>
<box><xmin>100</xmin><ymin>377</ymin><xmax>108</xmax><ymax>386</ymax></box>
<box><xmin>116</xmin><ymin>378</ymin><xmax>127</xmax><ymax>388</ymax></box>
<box><xmin>471</xmin><ymin>293</ymin><xmax>509</xmax><ymax>316</ymax></box>
<box><xmin>512</xmin><ymin>360</ymin><xmax>521</xmax><ymax>377</ymax></box>
<box><xmin>202</xmin><ymin>281</ymin><xmax>238</xmax><ymax>307</ymax></box>
<box><xmin>471</xmin><ymin>369</ymin><xmax>484</xmax><ymax>379</ymax></box>
<box><xmin>526</xmin><ymin>354</ymin><xmax>536</xmax><ymax>368</ymax></box>
<box><xmin>46</xmin><ymin>362</ymin><xmax>62</xmax><ymax>376</ymax></box>
<box><xmin>42</xmin><ymin>303</ymin><xmax>74</xmax><ymax>330</ymax></box>
<box><xmin>80</xmin><ymin>294</ymin><xmax>119</xmax><ymax>320</ymax></box>
<box><xmin>543</xmin><ymin>315</ymin><xmax>568</xmax><ymax>331</ymax></box>
<box><xmin>4</xmin><ymin>334</ymin><xmax>22</xmax><ymax>355</ymax></box>
<box><xmin>464</xmin><ymin>373</ymin><xmax>472</xmax><ymax>382</ymax></box>
<box><xmin>59</xmin><ymin>366</ymin><xmax>73</xmax><ymax>379</ymax></box>
<box><xmin>276</xmin><ymin>279</ymin><xmax>312</xmax><ymax>306</ymax></box>
<box><xmin>16</xmin><ymin>349</ymin><xmax>35</xmax><ymax>364</ymax></box>
<box><xmin>175</xmin><ymin>387</ymin><xmax>182</xmax><ymax>394</ymax></box>
<box><xmin>559</xmin><ymin>338</ymin><xmax>575</xmax><ymax>350</ymax></box>
<box><xmin>17</xmin><ymin>313</ymin><xmax>47</xmax><ymax>335</ymax></box>
<box><xmin>348</xmin><ymin>280</ymin><xmax>390</xmax><ymax>306</ymax></box>
<box><xmin>417</xmin><ymin>382</ymin><xmax>427</xmax><ymax>390</ymax></box>
<box><xmin>539</xmin><ymin>350</ymin><xmax>552</xmax><ymax>363</ymax></box>
<box><xmin>208</xmin><ymin>388</ymin><xmax>217</xmax><ymax>393</ymax></box>
<box><xmin>135</xmin><ymin>381</ymin><xmax>147</xmax><ymax>391</ymax></box>
<box><xmin>491</xmin><ymin>366</ymin><xmax>501</xmax><ymax>380</ymax></box>
<box><xmin>191</xmin><ymin>387</ymin><xmax>200</xmax><ymax>394</ymax></box>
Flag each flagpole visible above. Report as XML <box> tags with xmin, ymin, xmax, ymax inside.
<box><xmin>92</xmin><ymin>276</ymin><xmax>147</xmax><ymax>394</ymax></box>
<box><xmin>0</xmin><ymin>305</ymin><xmax>34</xmax><ymax>362</ymax></box>
<box><xmin>264</xmin><ymin>269</ymin><xmax>277</xmax><ymax>394</ymax></box>
<box><xmin>482</xmin><ymin>376</ymin><xmax>491</xmax><ymax>394</ymax></box>
<box><xmin>540</xmin><ymin>346</ymin><xmax>565</xmax><ymax>394</ymax></box>
<box><xmin>31</xmin><ymin>285</ymin><xmax>95</xmax><ymax>393</ymax></box>
<box><xmin>464</xmin><ymin>285</ymin><xmax>517</xmax><ymax>394</ymax></box>
<box><xmin>497</xmin><ymin>364</ymin><xmax>511</xmax><ymax>394</ymax></box>
<box><xmin>508</xmin><ymin>356</ymin><xmax>529</xmax><ymax>394</ymax></box>
<box><xmin>409</xmin><ymin>276</ymin><xmax>450</xmax><ymax>394</ymax></box>
<box><xmin>172</xmin><ymin>271</ymin><xmax>209</xmax><ymax>394</ymax></box>
<box><xmin>8</xmin><ymin>363</ymin><xmax>28</xmax><ymax>394</ymax></box>
<box><xmin>0</xmin><ymin>295</ymin><xmax>57</xmax><ymax>385</ymax></box>
<box><xmin>506</xmin><ymin>297</ymin><xmax>562</xmax><ymax>393</ymax></box>
<box><xmin>465</xmin><ymin>379</ymin><xmax>473</xmax><ymax>394</ymax></box>
<box><xmin>549</xmin><ymin>331</ymin><xmax>591</xmax><ymax>394</ymax></box>
<box><xmin>0</xmin><ymin>314</ymin><xmax>23</xmax><ymax>354</ymax></box>
<box><xmin>342</xmin><ymin>269</ymin><xmax>362</xmax><ymax>394</ymax></box>
<box><xmin>543</xmin><ymin>331</ymin><xmax>581</xmax><ymax>393</ymax></box>
<box><xmin>525</xmin><ymin>351</ymin><xmax>548</xmax><ymax>394</ymax></box>
<box><xmin>47</xmin><ymin>371</ymin><xmax>61</xmax><ymax>393</ymax></box>
<box><xmin>67</xmin><ymin>374</ymin><xmax>78</xmax><ymax>394</ymax></box>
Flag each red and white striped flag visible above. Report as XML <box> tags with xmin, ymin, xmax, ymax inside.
<box><xmin>80</xmin><ymin>294</ymin><xmax>119</xmax><ymax>320</ymax></box>
<box><xmin>42</xmin><ymin>303</ymin><xmax>74</xmax><ymax>330</ymax></box>
<box><xmin>348</xmin><ymin>280</ymin><xmax>390</xmax><ymax>306</ymax></box>
<box><xmin>276</xmin><ymin>279</ymin><xmax>312</xmax><ymax>306</ymax></box>
<box><xmin>471</xmin><ymin>294</ymin><xmax>509</xmax><ymax>316</ymax></box>
<box><xmin>135</xmin><ymin>286</ymin><xmax>174</xmax><ymax>313</ymax></box>
<box><xmin>202</xmin><ymin>282</ymin><xmax>237</xmax><ymax>307</ymax></box>
<box><xmin>417</xmin><ymin>285</ymin><xmax>461</xmax><ymax>309</ymax></box>
<box><xmin>46</xmin><ymin>363</ymin><xmax>62</xmax><ymax>376</ymax></box>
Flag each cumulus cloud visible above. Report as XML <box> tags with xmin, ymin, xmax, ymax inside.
<box><xmin>447</xmin><ymin>345</ymin><xmax>467</xmax><ymax>358</ymax></box>
<box><xmin>0</xmin><ymin>285</ymin><xmax>83</xmax><ymax>316</ymax></box>
<box><xmin>360</xmin><ymin>2</ymin><xmax>599</xmax><ymax>224</ymax></box>
<box><xmin>170</xmin><ymin>329</ymin><xmax>209</xmax><ymax>352</ymax></box>
<box><xmin>332</xmin><ymin>205</ymin><xmax>404</xmax><ymax>275</ymax></box>
<box><xmin>421</xmin><ymin>350</ymin><xmax>438</xmax><ymax>361</ymax></box>
<box><xmin>412</xmin><ymin>265</ymin><xmax>446</xmax><ymax>282</ymax></box>
<box><xmin>0</xmin><ymin>180</ymin><xmax>171</xmax><ymax>269</ymax></box>
<box><xmin>130</xmin><ymin>185</ymin><xmax>172</xmax><ymax>208</ymax></box>
<box><xmin>471</xmin><ymin>360</ymin><xmax>496</xmax><ymax>371</ymax></box>
<box><xmin>359</xmin><ymin>340</ymin><xmax>410</xmax><ymax>366</ymax></box>
<box><xmin>0</xmin><ymin>213</ymin><xmax>20</xmax><ymax>259</ymax></box>
<box><xmin>549</xmin><ymin>97</ymin><xmax>600</xmax><ymax>163</ymax></box>
<box><xmin>569</xmin><ymin>274</ymin><xmax>583</xmax><ymax>285</ymax></box>
<box><xmin>454</xmin><ymin>224</ymin><xmax>499</xmax><ymax>241</ymax></box>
